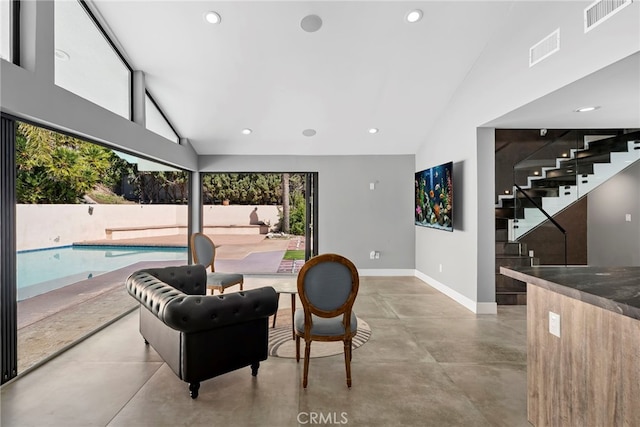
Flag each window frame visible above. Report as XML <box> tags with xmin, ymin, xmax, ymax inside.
<box><xmin>145</xmin><ymin>91</ymin><xmax>180</xmax><ymax>143</ymax></box>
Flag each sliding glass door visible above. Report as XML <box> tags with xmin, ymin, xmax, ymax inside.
<box><xmin>200</xmin><ymin>172</ymin><xmax>318</xmax><ymax>275</ymax></box>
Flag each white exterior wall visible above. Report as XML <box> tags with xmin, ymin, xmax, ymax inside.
<box><xmin>16</xmin><ymin>205</ymin><xmax>281</xmax><ymax>251</ymax></box>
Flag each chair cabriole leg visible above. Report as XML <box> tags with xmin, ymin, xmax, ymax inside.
<box><xmin>303</xmin><ymin>341</ymin><xmax>311</xmax><ymax>388</ymax></box>
<box><xmin>344</xmin><ymin>339</ymin><xmax>352</xmax><ymax>388</ymax></box>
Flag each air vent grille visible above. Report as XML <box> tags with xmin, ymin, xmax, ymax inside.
<box><xmin>529</xmin><ymin>29</ymin><xmax>560</xmax><ymax>67</ymax></box>
<box><xmin>584</xmin><ymin>0</ymin><xmax>632</xmax><ymax>33</ymax></box>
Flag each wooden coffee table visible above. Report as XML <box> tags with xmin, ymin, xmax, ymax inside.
<box><xmin>270</xmin><ymin>282</ymin><xmax>298</xmax><ymax>340</ymax></box>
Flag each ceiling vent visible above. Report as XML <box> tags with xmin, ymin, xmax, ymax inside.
<box><xmin>584</xmin><ymin>0</ymin><xmax>632</xmax><ymax>33</ymax></box>
<box><xmin>529</xmin><ymin>29</ymin><xmax>560</xmax><ymax>67</ymax></box>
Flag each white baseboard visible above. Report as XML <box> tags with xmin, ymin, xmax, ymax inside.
<box><xmin>414</xmin><ymin>270</ymin><xmax>497</xmax><ymax>314</ymax></box>
<box><xmin>475</xmin><ymin>302</ymin><xmax>498</xmax><ymax>314</ymax></box>
<box><xmin>358</xmin><ymin>269</ymin><xmax>415</xmax><ymax>277</ymax></box>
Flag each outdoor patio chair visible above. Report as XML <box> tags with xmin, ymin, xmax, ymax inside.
<box><xmin>190</xmin><ymin>232</ymin><xmax>244</xmax><ymax>294</ymax></box>
<box><xmin>294</xmin><ymin>253</ymin><xmax>360</xmax><ymax>388</ymax></box>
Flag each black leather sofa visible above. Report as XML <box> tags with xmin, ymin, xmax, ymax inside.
<box><xmin>126</xmin><ymin>265</ymin><xmax>278</xmax><ymax>398</ymax></box>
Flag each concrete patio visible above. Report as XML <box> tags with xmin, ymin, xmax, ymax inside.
<box><xmin>16</xmin><ymin>234</ymin><xmax>306</xmax><ymax>374</ymax></box>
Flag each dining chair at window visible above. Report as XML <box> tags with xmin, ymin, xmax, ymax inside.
<box><xmin>190</xmin><ymin>232</ymin><xmax>244</xmax><ymax>295</ymax></box>
<box><xmin>294</xmin><ymin>253</ymin><xmax>359</xmax><ymax>388</ymax></box>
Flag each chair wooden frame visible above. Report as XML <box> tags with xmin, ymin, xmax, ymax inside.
<box><xmin>190</xmin><ymin>232</ymin><xmax>244</xmax><ymax>294</ymax></box>
<box><xmin>294</xmin><ymin>253</ymin><xmax>359</xmax><ymax>388</ymax></box>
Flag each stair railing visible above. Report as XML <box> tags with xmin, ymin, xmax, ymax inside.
<box><xmin>513</xmin><ymin>183</ymin><xmax>567</xmax><ymax>266</ymax></box>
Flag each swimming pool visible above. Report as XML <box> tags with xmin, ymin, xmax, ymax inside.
<box><xmin>17</xmin><ymin>245</ymin><xmax>187</xmax><ymax>301</ymax></box>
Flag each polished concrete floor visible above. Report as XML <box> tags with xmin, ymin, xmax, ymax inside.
<box><xmin>1</xmin><ymin>276</ymin><xmax>530</xmax><ymax>427</ymax></box>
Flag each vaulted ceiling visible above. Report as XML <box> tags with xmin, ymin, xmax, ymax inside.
<box><xmin>82</xmin><ymin>1</ymin><xmax>638</xmax><ymax>156</ymax></box>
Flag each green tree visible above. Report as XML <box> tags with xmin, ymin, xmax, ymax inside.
<box><xmin>282</xmin><ymin>173</ymin><xmax>290</xmax><ymax>233</ymax></box>
<box><xmin>289</xmin><ymin>191</ymin><xmax>306</xmax><ymax>235</ymax></box>
<box><xmin>16</xmin><ymin>123</ymin><xmax>124</xmax><ymax>204</ymax></box>
<box><xmin>202</xmin><ymin>173</ymin><xmax>284</xmax><ymax>205</ymax></box>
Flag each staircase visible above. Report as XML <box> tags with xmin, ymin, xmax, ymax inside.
<box><xmin>495</xmin><ymin>240</ymin><xmax>537</xmax><ymax>304</ymax></box>
<box><xmin>495</xmin><ymin>130</ymin><xmax>640</xmax><ymax>304</ymax></box>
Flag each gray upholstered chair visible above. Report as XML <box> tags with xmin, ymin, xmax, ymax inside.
<box><xmin>191</xmin><ymin>232</ymin><xmax>244</xmax><ymax>294</ymax></box>
<box><xmin>294</xmin><ymin>253</ymin><xmax>359</xmax><ymax>388</ymax></box>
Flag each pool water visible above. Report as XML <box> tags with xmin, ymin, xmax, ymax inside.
<box><xmin>17</xmin><ymin>245</ymin><xmax>187</xmax><ymax>301</ymax></box>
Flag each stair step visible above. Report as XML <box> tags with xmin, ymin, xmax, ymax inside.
<box><xmin>544</xmin><ymin>163</ymin><xmax>594</xmax><ymax>178</ymax></box>
<box><xmin>495</xmin><ymin>207</ymin><xmax>524</xmax><ymax>219</ymax></box>
<box><xmin>583</xmin><ymin>133</ymin><xmax>635</xmax><ymax>153</ymax></box>
<box><xmin>529</xmin><ymin>176</ymin><xmax>576</xmax><ymax>188</ymax></box>
<box><xmin>496</xmin><ymin>274</ymin><xmax>527</xmax><ymax>292</ymax></box>
<box><xmin>567</xmin><ymin>151</ymin><xmax>611</xmax><ymax>164</ymax></box>
<box><xmin>499</xmin><ymin>197</ymin><xmax>540</xmax><ymax>209</ymax></box>
<box><xmin>496</xmin><ymin>292</ymin><xmax>527</xmax><ymax>305</ymax></box>
<box><xmin>495</xmin><ymin>218</ymin><xmax>509</xmax><ymax>230</ymax></box>
<box><xmin>495</xmin><ymin>241</ymin><xmax>527</xmax><ymax>255</ymax></box>
<box><xmin>496</xmin><ymin>229</ymin><xmax>509</xmax><ymax>241</ymax></box>
<box><xmin>496</xmin><ymin>255</ymin><xmax>538</xmax><ymax>270</ymax></box>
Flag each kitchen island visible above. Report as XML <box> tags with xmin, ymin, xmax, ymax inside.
<box><xmin>500</xmin><ymin>266</ymin><xmax>639</xmax><ymax>427</ymax></box>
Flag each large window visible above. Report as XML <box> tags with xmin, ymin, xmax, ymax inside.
<box><xmin>0</xmin><ymin>0</ymin><xmax>12</xmax><ymax>61</ymax></box>
<box><xmin>146</xmin><ymin>93</ymin><xmax>179</xmax><ymax>143</ymax></box>
<box><xmin>14</xmin><ymin>121</ymin><xmax>188</xmax><ymax>374</ymax></box>
<box><xmin>54</xmin><ymin>0</ymin><xmax>130</xmax><ymax>119</ymax></box>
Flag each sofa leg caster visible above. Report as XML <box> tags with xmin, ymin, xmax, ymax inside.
<box><xmin>251</xmin><ymin>362</ymin><xmax>260</xmax><ymax>377</ymax></box>
<box><xmin>189</xmin><ymin>382</ymin><xmax>200</xmax><ymax>399</ymax></box>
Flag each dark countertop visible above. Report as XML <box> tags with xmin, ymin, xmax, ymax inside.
<box><xmin>500</xmin><ymin>266</ymin><xmax>640</xmax><ymax>320</ymax></box>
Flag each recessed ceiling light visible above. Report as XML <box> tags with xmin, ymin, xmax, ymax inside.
<box><xmin>406</xmin><ymin>9</ymin><xmax>423</xmax><ymax>23</ymax></box>
<box><xmin>301</xmin><ymin>15</ymin><xmax>323</xmax><ymax>33</ymax></box>
<box><xmin>204</xmin><ymin>11</ymin><xmax>221</xmax><ymax>24</ymax></box>
<box><xmin>504</xmin><ymin>190</ymin><xmax>510</xmax><ymax>194</ymax></box>
<box><xmin>574</xmin><ymin>106</ymin><xmax>600</xmax><ymax>112</ymax></box>
<box><xmin>55</xmin><ymin>49</ymin><xmax>70</xmax><ymax>61</ymax></box>
<box><xmin>562</xmin><ymin>153</ymin><xmax>568</xmax><ymax>157</ymax></box>
<box><xmin>241</xmin><ymin>128</ymin><xmax>252</xmax><ymax>135</ymax></box>
<box><xmin>534</xmin><ymin>171</ymin><xmax>540</xmax><ymax>176</ymax></box>
<box><xmin>368</xmin><ymin>128</ymin><xmax>379</xmax><ymax>134</ymax></box>
<box><xmin>302</xmin><ymin>129</ymin><xmax>317</xmax><ymax>137</ymax></box>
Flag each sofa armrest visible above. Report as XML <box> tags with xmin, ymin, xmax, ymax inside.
<box><xmin>126</xmin><ymin>271</ymin><xmax>187</xmax><ymax>319</ymax></box>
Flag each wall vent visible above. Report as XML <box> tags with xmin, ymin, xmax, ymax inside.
<box><xmin>529</xmin><ymin>29</ymin><xmax>560</xmax><ymax>67</ymax></box>
<box><xmin>584</xmin><ymin>0</ymin><xmax>633</xmax><ymax>33</ymax></box>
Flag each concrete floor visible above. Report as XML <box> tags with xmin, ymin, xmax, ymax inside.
<box><xmin>1</xmin><ymin>275</ymin><xmax>530</xmax><ymax>427</ymax></box>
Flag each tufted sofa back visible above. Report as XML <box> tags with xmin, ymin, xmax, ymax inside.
<box><xmin>126</xmin><ymin>265</ymin><xmax>278</xmax><ymax>334</ymax></box>
<box><xmin>141</xmin><ymin>265</ymin><xmax>207</xmax><ymax>295</ymax></box>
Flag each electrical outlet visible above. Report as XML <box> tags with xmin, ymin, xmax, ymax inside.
<box><xmin>626</xmin><ymin>213</ymin><xmax>632</xmax><ymax>222</ymax></box>
<box><xmin>375</xmin><ymin>251</ymin><xmax>380</xmax><ymax>259</ymax></box>
<box><xmin>549</xmin><ymin>311</ymin><xmax>561</xmax><ymax>337</ymax></box>
<box><xmin>369</xmin><ymin>251</ymin><xmax>376</xmax><ymax>260</ymax></box>
<box><xmin>439</xmin><ymin>264</ymin><xmax>443</xmax><ymax>273</ymax></box>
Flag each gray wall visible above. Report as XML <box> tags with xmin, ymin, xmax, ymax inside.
<box><xmin>588</xmin><ymin>161</ymin><xmax>640</xmax><ymax>266</ymax></box>
<box><xmin>415</xmin><ymin>2</ymin><xmax>639</xmax><ymax>310</ymax></box>
<box><xmin>199</xmin><ymin>155</ymin><xmax>415</xmax><ymax>271</ymax></box>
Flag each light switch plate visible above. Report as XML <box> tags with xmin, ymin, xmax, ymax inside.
<box><xmin>549</xmin><ymin>311</ymin><xmax>561</xmax><ymax>337</ymax></box>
